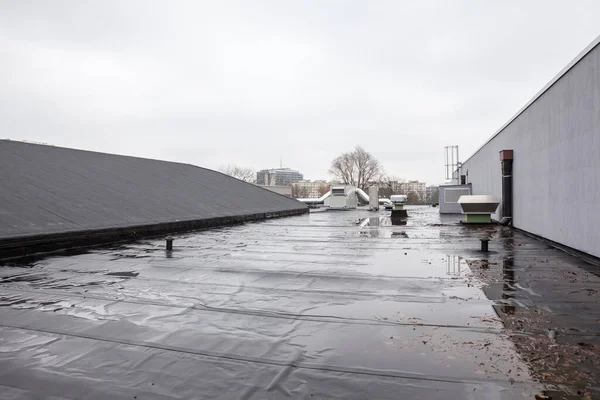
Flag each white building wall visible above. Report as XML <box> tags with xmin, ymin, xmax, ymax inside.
<box><xmin>461</xmin><ymin>37</ymin><xmax>600</xmax><ymax>258</ymax></box>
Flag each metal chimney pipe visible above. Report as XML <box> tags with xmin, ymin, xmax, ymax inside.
<box><xmin>480</xmin><ymin>238</ymin><xmax>489</xmax><ymax>252</ymax></box>
<box><xmin>166</xmin><ymin>236</ymin><xmax>174</xmax><ymax>251</ymax></box>
<box><xmin>499</xmin><ymin>150</ymin><xmax>513</xmax><ymax>225</ymax></box>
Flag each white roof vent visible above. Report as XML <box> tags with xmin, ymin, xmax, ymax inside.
<box><xmin>390</xmin><ymin>195</ymin><xmax>407</xmax><ymax>204</ymax></box>
<box><xmin>457</xmin><ymin>195</ymin><xmax>500</xmax><ymax>214</ymax></box>
<box><xmin>457</xmin><ymin>195</ymin><xmax>500</xmax><ymax>223</ymax></box>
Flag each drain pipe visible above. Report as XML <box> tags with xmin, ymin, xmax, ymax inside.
<box><xmin>499</xmin><ymin>150</ymin><xmax>513</xmax><ymax>226</ymax></box>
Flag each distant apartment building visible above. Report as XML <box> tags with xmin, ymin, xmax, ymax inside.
<box><xmin>256</xmin><ymin>168</ymin><xmax>303</xmax><ymax>186</ymax></box>
<box><xmin>399</xmin><ymin>180</ymin><xmax>427</xmax><ymax>201</ymax></box>
<box><xmin>363</xmin><ymin>179</ymin><xmax>427</xmax><ymax>201</ymax></box>
<box><xmin>292</xmin><ymin>180</ymin><xmax>330</xmax><ymax>198</ymax></box>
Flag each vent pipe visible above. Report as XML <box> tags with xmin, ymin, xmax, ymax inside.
<box><xmin>499</xmin><ymin>150</ymin><xmax>513</xmax><ymax>225</ymax></box>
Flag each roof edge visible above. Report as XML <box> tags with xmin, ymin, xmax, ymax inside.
<box><xmin>0</xmin><ymin>208</ymin><xmax>308</xmax><ymax>261</ymax></box>
<box><xmin>0</xmin><ymin>139</ymin><xmax>211</xmax><ymax>172</ymax></box>
<box><xmin>462</xmin><ymin>33</ymin><xmax>600</xmax><ymax>165</ymax></box>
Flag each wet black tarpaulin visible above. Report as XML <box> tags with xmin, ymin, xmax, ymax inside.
<box><xmin>0</xmin><ymin>140</ymin><xmax>306</xmax><ymax>253</ymax></box>
<box><xmin>1</xmin><ymin>208</ymin><xmax>573</xmax><ymax>399</ymax></box>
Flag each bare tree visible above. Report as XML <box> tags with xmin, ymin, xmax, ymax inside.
<box><xmin>430</xmin><ymin>188</ymin><xmax>439</xmax><ymax>204</ymax></box>
<box><xmin>424</xmin><ymin>186</ymin><xmax>440</xmax><ymax>204</ymax></box>
<box><xmin>329</xmin><ymin>146</ymin><xmax>384</xmax><ymax>189</ymax></box>
<box><xmin>291</xmin><ymin>184</ymin><xmax>299</xmax><ymax>198</ymax></box>
<box><xmin>317</xmin><ymin>184</ymin><xmax>331</xmax><ymax>197</ymax></box>
<box><xmin>291</xmin><ymin>184</ymin><xmax>310</xmax><ymax>198</ymax></box>
<box><xmin>376</xmin><ymin>176</ymin><xmax>406</xmax><ymax>198</ymax></box>
<box><xmin>218</xmin><ymin>165</ymin><xmax>256</xmax><ymax>183</ymax></box>
<box><xmin>406</xmin><ymin>191</ymin><xmax>421</xmax><ymax>205</ymax></box>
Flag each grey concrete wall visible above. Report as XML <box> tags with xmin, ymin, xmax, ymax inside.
<box><xmin>461</xmin><ymin>38</ymin><xmax>600</xmax><ymax>258</ymax></box>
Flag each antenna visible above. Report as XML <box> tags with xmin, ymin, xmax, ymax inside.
<box><xmin>444</xmin><ymin>146</ymin><xmax>461</xmax><ymax>184</ymax></box>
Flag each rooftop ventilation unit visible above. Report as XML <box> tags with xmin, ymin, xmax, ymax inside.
<box><xmin>368</xmin><ymin>186</ymin><xmax>379</xmax><ymax>211</ymax></box>
<box><xmin>457</xmin><ymin>195</ymin><xmax>500</xmax><ymax>224</ymax></box>
<box><xmin>390</xmin><ymin>195</ymin><xmax>408</xmax><ymax>218</ymax></box>
<box><xmin>327</xmin><ymin>186</ymin><xmax>357</xmax><ymax>210</ymax></box>
<box><xmin>331</xmin><ymin>186</ymin><xmax>346</xmax><ymax>196</ymax></box>
<box><xmin>390</xmin><ymin>195</ymin><xmax>407</xmax><ymax>205</ymax></box>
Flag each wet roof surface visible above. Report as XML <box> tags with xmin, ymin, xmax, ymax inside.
<box><xmin>1</xmin><ymin>206</ymin><xmax>599</xmax><ymax>399</ymax></box>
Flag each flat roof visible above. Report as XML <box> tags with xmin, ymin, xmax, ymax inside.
<box><xmin>2</xmin><ymin>207</ymin><xmax>599</xmax><ymax>398</ymax></box>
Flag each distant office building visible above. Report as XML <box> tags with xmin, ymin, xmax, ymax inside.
<box><xmin>256</xmin><ymin>168</ymin><xmax>303</xmax><ymax>186</ymax></box>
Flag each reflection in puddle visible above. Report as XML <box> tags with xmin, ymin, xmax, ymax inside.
<box><xmin>390</xmin><ymin>217</ymin><xmax>407</xmax><ymax>226</ymax></box>
<box><xmin>359</xmin><ymin>217</ymin><xmax>408</xmax><ymax>238</ymax></box>
<box><xmin>446</xmin><ymin>255</ymin><xmax>462</xmax><ymax>276</ymax></box>
<box><xmin>391</xmin><ymin>231</ymin><xmax>409</xmax><ymax>238</ymax></box>
<box><xmin>105</xmin><ymin>271</ymin><xmax>139</xmax><ymax>278</ymax></box>
<box><xmin>359</xmin><ymin>217</ymin><xmax>408</xmax><ymax>227</ymax></box>
<box><xmin>501</xmin><ymin>258</ymin><xmax>516</xmax><ymax>314</ymax></box>
<box><xmin>469</xmin><ymin>257</ymin><xmax>518</xmax><ymax>315</ymax></box>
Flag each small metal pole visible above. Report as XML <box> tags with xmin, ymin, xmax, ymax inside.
<box><xmin>480</xmin><ymin>238</ymin><xmax>489</xmax><ymax>252</ymax></box>
<box><xmin>166</xmin><ymin>236</ymin><xmax>174</xmax><ymax>251</ymax></box>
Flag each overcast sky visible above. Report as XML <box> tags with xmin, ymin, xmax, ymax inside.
<box><xmin>1</xmin><ymin>1</ymin><xmax>599</xmax><ymax>184</ymax></box>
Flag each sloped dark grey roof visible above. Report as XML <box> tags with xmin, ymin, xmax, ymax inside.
<box><xmin>0</xmin><ymin>140</ymin><xmax>306</xmax><ymax>241</ymax></box>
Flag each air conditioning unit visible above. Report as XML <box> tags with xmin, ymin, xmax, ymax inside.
<box><xmin>457</xmin><ymin>195</ymin><xmax>500</xmax><ymax>224</ymax></box>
